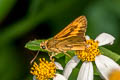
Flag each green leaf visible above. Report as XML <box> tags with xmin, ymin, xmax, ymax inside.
<box><xmin>69</xmin><ymin>68</ymin><xmax>79</xmax><ymax>80</ymax></box>
<box><xmin>0</xmin><ymin>0</ymin><xmax>16</xmax><ymax>21</ymax></box>
<box><xmin>99</xmin><ymin>47</ymin><xmax>120</xmax><ymax>61</ymax></box>
<box><xmin>55</xmin><ymin>53</ymin><xmax>65</xmax><ymax>59</ymax></box>
<box><xmin>65</xmin><ymin>55</ymin><xmax>71</xmax><ymax>64</ymax></box>
<box><xmin>93</xmin><ymin>62</ymin><xmax>100</xmax><ymax>75</ymax></box>
<box><xmin>94</xmin><ymin>75</ymin><xmax>101</xmax><ymax>80</ymax></box>
<box><xmin>55</xmin><ymin>51</ymin><xmax>75</xmax><ymax>60</ymax></box>
<box><xmin>25</xmin><ymin>74</ymin><xmax>33</xmax><ymax>80</ymax></box>
<box><xmin>65</xmin><ymin>51</ymin><xmax>75</xmax><ymax>64</ymax></box>
<box><xmin>25</xmin><ymin>39</ymin><xmax>47</xmax><ymax>52</ymax></box>
<box><xmin>28</xmin><ymin>0</ymin><xmax>46</xmax><ymax>16</ymax></box>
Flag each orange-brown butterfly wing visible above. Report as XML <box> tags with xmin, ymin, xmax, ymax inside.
<box><xmin>55</xmin><ymin>36</ymin><xmax>86</xmax><ymax>51</ymax></box>
<box><xmin>53</xmin><ymin>16</ymin><xmax>87</xmax><ymax>41</ymax></box>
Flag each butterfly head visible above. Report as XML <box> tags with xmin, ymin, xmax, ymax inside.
<box><xmin>40</xmin><ymin>40</ymin><xmax>48</xmax><ymax>50</ymax></box>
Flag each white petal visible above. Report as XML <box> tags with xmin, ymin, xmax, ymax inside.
<box><xmin>95</xmin><ymin>33</ymin><xmax>115</xmax><ymax>46</ymax></box>
<box><xmin>95</xmin><ymin>55</ymin><xmax>120</xmax><ymax>80</ymax></box>
<box><xmin>33</xmin><ymin>76</ymin><xmax>37</xmax><ymax>80</ymax></box>
<box><xmin>63</xmin><ymin>56</ymin><xmax>80</xmax><ymax>79</ymax></box>
<box><xmin>54</xmin><ymin>62</ymin><xmax>63</xmax><ymax>70</ymax></box>
<box><xmin>77</xmin><ymin>62</ymin><xmax>93</xmax><ymax>80</ymax></box>
<box><xmin>53</xmin><ymin>74</ymin><xmax>67</xmax><ymax>80</ymax></box>
<box><xmin>86</xmin><ymin>35</ymin><xmax>90</xmax><ymax>40</ymax></box>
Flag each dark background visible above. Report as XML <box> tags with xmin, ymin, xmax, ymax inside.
<box><xmin>0</xmin><ymin>0</ymin><xmax>120</xmax><ymax>80</ymax></box>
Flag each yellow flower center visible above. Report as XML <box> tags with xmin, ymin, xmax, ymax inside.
<box><xmin>30</xmin><ymin>58</ymin><xmax>56</xmax><ymax>80</ymax></box>
<box><xmin>76</xmin><ymin>39</ymin><xmax>101</xmax><ymax>61</ymax></box>
<box><xmin>108</xmin><ymin>69</ymin><xmax>120</xmax><ymax>80</ymax></box>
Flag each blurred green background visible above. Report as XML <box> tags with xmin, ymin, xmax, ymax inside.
<box><xmin>0</xmin><ymin>0</ymin><xmax>120</xmax><ymax>80</ymax></box>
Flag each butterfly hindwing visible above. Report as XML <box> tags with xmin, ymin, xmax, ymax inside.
<box><xmin>55</xmin><ymin>36</ymin><xmax>86</xmax><ymax>51</ymax></box>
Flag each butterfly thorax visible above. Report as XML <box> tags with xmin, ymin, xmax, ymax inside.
<box><xmin>45</xmin><ymin>38</ymin><xmax>63</xmax><ymax>53</ymax></box>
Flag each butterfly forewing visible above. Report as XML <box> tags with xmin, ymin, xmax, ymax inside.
<box><xmin>52</xmin><ymin>16</ymin><xmax>87</xmax><ymax>51</ymax></box>
<box><xmin>54</xmin><ymin>16</ymin><xmax>87</xmax><ymax>41</ymax></box>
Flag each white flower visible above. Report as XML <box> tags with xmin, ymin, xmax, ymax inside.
<box><xmin>33</xmin><ymin>74</ymin><xmax>67</xmax><ymax>80</ymax></box>
<box><xmin>53</xmin><ymin>74</ymin><xmax>67</xmax><ymax>80</ymax></box>
<box><xmin>63</xmin><ymin>56</ymin><xmax>80</xmax><ymax>79</ymax></box>
<box><xmin>95</xmin><ymin>55</ymin><xmax>120</xmax><ymax>80</ymax></box>
<box><xmin>63</xmin><ymin>33</ymin><xmax>120</xmax><ymax>80</ymax></box>
<box><xmin>31</xmin><ymin>58</ymin><xmax>67</xmax><ymax>80</ymax></box>
<box><xmin>53</xmin><ymin>62</ymin><xmax>67</xmax><ymax>80</ymax></box>
<box><xmin>77</xmin><ymin>62</ymin><xmax>93</xmax><ymax>80</ymax></box>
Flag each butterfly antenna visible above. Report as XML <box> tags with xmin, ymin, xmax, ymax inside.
<box><xmin>30</xmin><ymin>50</ymin><xmax>39</xmax><ymax>64</ymax></box>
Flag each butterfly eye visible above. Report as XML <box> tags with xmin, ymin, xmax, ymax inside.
<box><xmin>41</xmin><ymin>46</ymin><xmax>46</xmax><ymax>49</ymax></box>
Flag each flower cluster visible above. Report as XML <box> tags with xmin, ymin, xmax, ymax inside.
<box><xmin>30</xmin><ymin>58</ymin><xmax>56</xmax><ymax>80</ymax></box>
<box><xmin>30</xmin><ymin>33</ymin><xmax>120</xmax><ymax>80</ymax></box>
<box><xmin>63</xmin><ymin>33</ymin><xmax>120</xmax><ymax>80</ymax></box>
<box><xmin>30</xmin><ymin>58</ymin><xmax>66</xmax><ymax>80</ymax></box>
<box><xmin>76</xmin><ymin>39</ymin><xmax>100</xmax><ymax>61</ymax></box>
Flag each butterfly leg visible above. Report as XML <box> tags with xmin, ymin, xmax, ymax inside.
<box><xmin>48</xmin><ymin>52</ymin><xmax>55</xmax><ymax>60</ymax></box>
<box><xmin>48</xmin><ymin>53</ymin><xmax>52</xmax><ymax>60</ymax></box>
<box><xmin>30</xmin><ymin>50</ymin><xmax>39</xmax><ymax>64</ymax></box>
<box><xmin>50</xmin><ymin>55</ymin><xmax>53</xmax><ymax>60</ymax></box>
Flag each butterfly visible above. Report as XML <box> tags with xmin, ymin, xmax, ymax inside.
<box><xmin>40</xmin><ymin>16</ymin><xmax>87</xmax><ymax>58</ymax></box>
